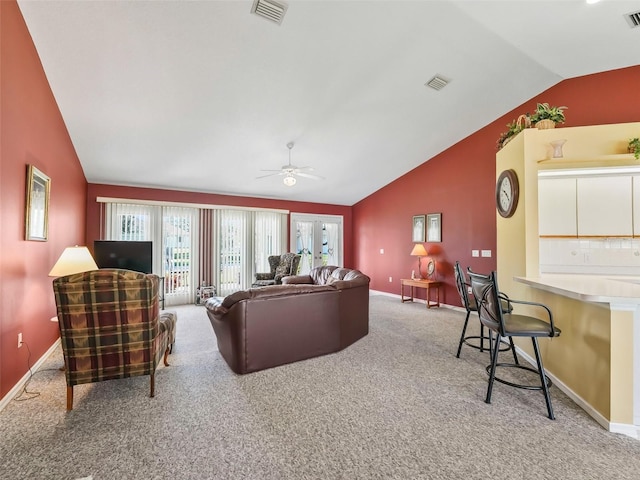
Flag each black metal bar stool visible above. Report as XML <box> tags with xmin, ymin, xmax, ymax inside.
<box><xmin>454</xmin><ymin>261</ymin><xmax>517</xmax><ymax>360</ymax></box>
<box><xmin>468</xmin><ymin>269</ymin><xmax>561</xmax><ymax>419</ymax></box>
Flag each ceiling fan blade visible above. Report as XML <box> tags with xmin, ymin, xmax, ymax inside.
<box><xmin>258</xmin><ymin>143</ymin><xmax>323</xmax><ymax>182</ymax></box>
<box><xmin>295</xmin><ymin>172</ymin><xmax>324</xmax><ymax>180</ymax></box>
<box><xmin>255</xmin><ymin>172</ymin><xmax>284</xmax><ymax>179</ymax></box>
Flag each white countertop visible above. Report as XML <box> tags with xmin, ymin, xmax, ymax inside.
<box><xmin>515</xmin><ymin>274</ymin><xmax>640</xmax><ymax>305</ymax></box>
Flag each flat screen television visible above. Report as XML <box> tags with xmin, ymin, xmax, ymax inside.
<box><xmin>93</xmin><ymin>240</ymin><xmax>153</xmax><ymax>274</ymax></box>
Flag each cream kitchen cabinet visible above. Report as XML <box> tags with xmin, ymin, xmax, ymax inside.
<box><xmin>538</xmin><ymin>177</ymin><xmax>577</xmax><ymax>236</ymax></box>
<box><xmin>633</xmin><ymin>176</ymin><xmax>640</xmax><ymax>235</ymax></box>
<box><xmin>577</xmin><ymin>175</ymin><xmax>632</xmax><ymax>236</ymax></box>
<box><xmin>539</xmin><ymin>174</ymin><xmax>635</xmax><ymax>237</ymax></box>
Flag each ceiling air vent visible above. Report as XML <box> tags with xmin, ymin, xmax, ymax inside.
<box><xmin>625</xmin><ymin>11</ymin><xmax>640</xmax><ymax>28</ymax></box>
<box><xmin>251</xmin><ymin>0</ymin><xmax>288</xmax><ymax>25</ymax></box>
<box><xmin>425</xmin><ymin>75</ymin><xmax>450</xmax><ymax>91</ymax></box>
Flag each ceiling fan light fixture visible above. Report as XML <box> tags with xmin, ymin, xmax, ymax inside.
<box><xmin>283</xmin><ymin>174</ymin><xmax>297</xmax><ymax>187</ymax></box>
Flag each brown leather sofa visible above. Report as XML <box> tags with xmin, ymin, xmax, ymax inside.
<box><xmin>205</xmin><ymin>266</ymin><xmax>369</xmax><ymax>374</ymax></box>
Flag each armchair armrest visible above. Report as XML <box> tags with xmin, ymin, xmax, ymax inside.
<box><xmin>255</xmin><ymin>273</ymin><xmax>275</xmax><ymax>281</ymax></box>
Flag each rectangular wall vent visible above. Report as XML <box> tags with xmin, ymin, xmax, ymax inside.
<box><xmin>625</xmin><ymin>11</ymin><xmax>640</xmax><ymax>28</ymax></box>
<box><xmin>425</xmin><ymin>75</ymin><xmax>450</xmax><ymax>91</ymax></box>
<box><xmin>251</xmin><ymin>0</ymin><xmax>288</xmax><ymax>25</ymax></box>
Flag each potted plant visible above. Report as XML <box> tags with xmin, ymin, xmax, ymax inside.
<box><xmin>496</xmin><ymin>114</ymin><xmax>530</xmax><ymax>151</ymax></box>
<box><xmin>531</xmin><ymin>103</ymin><xmax>567</xmax><ymax>129</ymax></box>
<box><xmin>628</xmin><ymin>138</ymin><xmax>640</xmax><ymax>159</ymax></box>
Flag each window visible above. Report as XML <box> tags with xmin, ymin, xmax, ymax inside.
<box><xmin>102</xmin><ymin>200</ymin><xmax>288</xmax><ymax>301</ymax></box>
<box><xmin>105</xmin><ymin>203</ymin><xmax>198</xmax><ymax>306</ymax></box>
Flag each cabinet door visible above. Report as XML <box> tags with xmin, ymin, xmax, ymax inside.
<box><xmin>633</xmin><ymin>176</ymin><xmax>640</xmax><ymax>235</ymax></box>
<box><xmin>577</xmin><ymin>176</ymin><xmax>633</xmax><ymax>236</ymax></box>
<box><xmin>538</xmin><ymin>177</ymin><xmax>577</xmax><ymax>236</ymax></box>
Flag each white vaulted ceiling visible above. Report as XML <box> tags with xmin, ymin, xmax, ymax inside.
<box><xmin>17</xmin><ymin>0</ymin><xmax>640</xmax><ymax>205</ymax></box>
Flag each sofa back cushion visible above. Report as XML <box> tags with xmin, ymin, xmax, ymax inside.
<box><xmin>309</xmin><ymin>266</ymin><xmax>370</xmax><ymax>289</ymax></box>
<box><xmin>212</xmin><ymin>284</ymin><xmax>336</xmax><ymax>314</ymax></box>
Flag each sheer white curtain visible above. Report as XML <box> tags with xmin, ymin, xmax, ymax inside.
<box><xmin>105</xmin><ymin>203</ymin><xmax>161</xmax><ymax>271</ymax></box>
<box><xmin>295</xmin><ymin>221</ymin><xmax>314</xmax><ymax>275</ymax></box>
<box><xmin>210</xmin><ymin>209</ymin><xmax>287</xmax><ymax>295</ymax></box>
<box><xmin>103</xmin><ymin>200</ymin><xmax>288</xmax><ymax>300</ymax></box>
<box><xmin>162</xmin><ymin>206</ymin><xmax>199</xmax><ymax>306</ymax></box>
<box><xmin>213</xmin><ymin>209</ymin><xmax>251</xmax><ymax>296</ymax></box>
<box><xmin>106</xmin><ymin>203</ymin><xmax>155</xmax><ymax>241</ymax></box>
<box><xmin>104</xmin><ymin>203</ymin><xmax>199</xmax><ymax>306</ymax></box>
<box><xmin>324</xmin><ymin>222</ymin><xmax>339</xmax><ymax>266</ymax></box>
<box><xmin>253</xmin><ymin>211</ymin><xmax>287</xmax><ymax>273</ymax></box>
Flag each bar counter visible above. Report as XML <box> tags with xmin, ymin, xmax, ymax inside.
<box><xmin>514</xmin><ymin>274</ymin><xmax>640</xmax><ymax>439</ymax></box>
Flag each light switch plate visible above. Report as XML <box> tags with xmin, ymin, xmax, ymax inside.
<box><xmin>481</xmin><ymin>250</ymin><xmax>492</xmax><ymax>257</ymax></box>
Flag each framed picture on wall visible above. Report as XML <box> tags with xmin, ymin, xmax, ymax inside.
<box><xmin>412</xmin><ymin>215</ymin><xmax>425</xmax><ymax>242</ymax></box>
<box><xmin>25</xmin><ymin>165</ymin><xmax>51</xmax><ymax>241</ymax></box>
<box><xmin>427</xmin><ymin>213</ymin><xmax>442</xmax><ymax>242</ymax></box>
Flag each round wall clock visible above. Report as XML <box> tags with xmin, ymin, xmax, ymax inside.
<box><xmin>496</xmin><ymin>169</ymin><xmax>519</xmax><ymax>218</ymax></box>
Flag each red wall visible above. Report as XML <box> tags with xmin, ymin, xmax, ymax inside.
<box><xmin>86</xmin><ymin>184</ymin><xmax>354</xmax><ymax>268</ymax></box>
<box><xmin>354</xmin><ymin>65</ymin><xmax>640</xmax><ymax>306</ymax></box>
<box><xmin>0</xmin><ymin>1</ymin><xmax>88</xmax><ymax>399</ymax></box>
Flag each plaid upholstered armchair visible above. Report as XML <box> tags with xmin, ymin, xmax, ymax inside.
<box><xmin>53</xmin><ymin>269</ymin><xmax>176</xmax><ymax>410</ymax></box>
<box><xmin>253</xmin><ymin>253</ymin><xmax>301</xmax><ymax>287</ymax></box>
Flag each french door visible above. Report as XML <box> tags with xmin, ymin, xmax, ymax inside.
<box><xmin>290</xmin><ymin>213</ymin><xmax>343</xmax><ymax>275</ymax></box>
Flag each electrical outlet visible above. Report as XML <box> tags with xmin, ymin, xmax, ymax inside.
<box><xmin>389</xmin><ymin>276</ymin><xmax>393</xmax><ymax>283</ymax></box>
<box><xmin>18</xmin><ymin>332</ymin><xmax>23</xmax><ymax>348</ymax></box>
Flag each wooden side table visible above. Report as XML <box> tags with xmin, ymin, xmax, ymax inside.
<box><xmin>400</xmin><ymin>278</ymin><xmax>441</xmax><ymax>308</ymax></box>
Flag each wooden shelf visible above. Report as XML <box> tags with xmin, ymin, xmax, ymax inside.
<box><xmin>538</xmin><ymin>153</ymin><xmax>638</xmax><ymax>165</ymax></box>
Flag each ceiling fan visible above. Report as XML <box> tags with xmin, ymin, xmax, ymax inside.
<box><xmin>256</xmin><ymin>142</ymin><xmax>324</xmax><ymax>186</ymax></box>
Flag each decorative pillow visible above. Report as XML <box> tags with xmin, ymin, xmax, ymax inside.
<box><xmin>275</xmin><ymin>265</ymin><xmax>290</xmax><ymax>277</ymax></box>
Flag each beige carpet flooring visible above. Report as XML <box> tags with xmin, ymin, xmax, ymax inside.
<box><xmin>1</xmin><ymin>294</ymin><xmax>640</xmax><ymax>479</ymax></box>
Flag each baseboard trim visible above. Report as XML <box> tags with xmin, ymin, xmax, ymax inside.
<box><xmin>369</xmin><ymin>289</ymin><xmax>461</xmax><ymax>311</ymax></box>
<box><xmin>609</xmin><ymin>422</ymin><xmax>640</xmax><ymax>439</ymax></box>
<box><xmin>0</xmin><ymin>339</ymin><xmax>61</xmax><ymax>413</ymax></box>
<box><xmin>515</xmin><ymin>346</ymin><xmax>639</xmax><ymax>439</ymax></box>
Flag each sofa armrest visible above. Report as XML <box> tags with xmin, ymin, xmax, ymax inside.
<box><xmin>205</xmin><ymin>292</ymin><xmax>250</xmax><ymax>318</ymax></box>
<box><xmin>281</xmin><ymin>275</ymin><xmax>313</xmax><ymax>285</ymax></box>
<box><xmin>255</xmin><ymin>273</ymin><xmax>274</xmax><ymax>281</ymax></box>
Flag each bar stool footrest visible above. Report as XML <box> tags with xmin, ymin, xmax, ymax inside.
<box><xmin>486</xmin><ymin>362</ymin><xmax>552</xmax><ymax>391</ymax></box>
<box><xmin>463</xmin><ymin>336</ymin><xmax>513</xmax><ymax>353</ymax></box>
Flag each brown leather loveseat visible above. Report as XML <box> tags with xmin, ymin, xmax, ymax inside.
<box><xmin>205</xmin><ymin>266</ymin><xmax>369</xmax><ymax>374</ymax></box>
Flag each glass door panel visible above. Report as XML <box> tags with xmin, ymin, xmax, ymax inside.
<box><xmin>291</xmin><ymin>214</ymin><xmax>343</xmax><ymax>275</ymax></box>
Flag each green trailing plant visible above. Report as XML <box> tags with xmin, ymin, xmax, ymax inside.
<box><xmin>496</xmin><ymin>114</ymin><xmax>530</xmax><ymax>151</ymax></box>
<box><xmin>531</xmin><ymin>103</ymin><xmax>567</xmax><ymax>124</ymax></box>
<box><xmin>629</xmin><ymin>137</ymin><xmax>640</xmax><ymax>160</ymax></box>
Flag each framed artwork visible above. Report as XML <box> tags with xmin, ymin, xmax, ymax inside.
<box><xmin>412</xmin><ymin>215</ymin><xmax>425</xmax><ymax>242</ymax></box>
<box><xmin>25</xmin><ymin>165</ymin><xmax>51</xmax><ymax>241</ymax></box>
<box><xmin>427</xmin><ymin>213</ymin><xmax>442</xmax><ymax>242</ymax></box>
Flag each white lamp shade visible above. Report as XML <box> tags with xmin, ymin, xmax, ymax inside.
<box><xmin>49</xmin><ymin>246</ymin><xmax>98</xmax><ymax>277</ymax></box>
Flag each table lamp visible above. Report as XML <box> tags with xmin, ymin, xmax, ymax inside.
<box><xmin>49</xmin><ymin>246</ymin><xmax>98</xmax><ymax>277</ymax></box>
<box><xmin>410</xmin><ymin>243</ymin><xmax>428</xmax><ymax>279</ymax></box>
